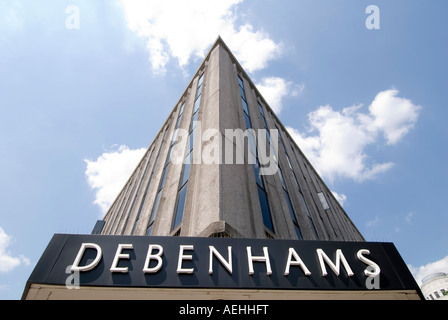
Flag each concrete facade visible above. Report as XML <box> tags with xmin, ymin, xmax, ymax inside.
<box><xmin>99</xmin><ymin>37</ymin><xmax>364</xmax><ymax>242</ymax></box>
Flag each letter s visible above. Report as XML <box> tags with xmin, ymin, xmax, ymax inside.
<box><xmin>357</xmin><ymin>249</ymin><xmax>380</xmax><ymax>277</ymax></box>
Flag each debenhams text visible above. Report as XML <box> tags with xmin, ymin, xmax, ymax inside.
<box><xmin>70</xmin><ymin>242</ymin><xmax>381</xmax><ymax>279</ymax></box>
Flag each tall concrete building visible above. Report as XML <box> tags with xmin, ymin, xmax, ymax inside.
<box><xmin>98</xmin><ymin>37</ymin><xmax>363</xmax><ymax>242</ymax></box>
<box><xmin>23</xmin><ymin>37</ymin><xmax>422</xmax><ymax>301</ymax></box>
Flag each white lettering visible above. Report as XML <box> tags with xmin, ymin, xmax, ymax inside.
<box><xmin>284</xmin><ymin>247</ymin><xmax>312</xmax><ymax>276</ymax></box>
<box><xmin>177</xmin><ymin>245</ymin><xmax>194</xmax><ymax>274</ymax></box>
<box><xmin>179</xmin><ymin>304</ymin><xmax>213</xmax><ymax>317</ymax></box>
<box><xmin>222</xmin><ymin>304</ymin><xmax>269</xmax><ymax>315</ymax></box>
<box><xmin>71</xmin><ymin>243</ymin><xmax>102</xmax><ymax>272</ymax></box>
<box><xmin>258</xmin><ymin>129</ymin><xmax>279</xmax><ymax>176</ymax></box>
<box><xmin>209</xmin><ymin>246</ymin><xmax>233</xmax><ymax>275</ymax></box>
<box><xmin>247</xmin><ymin>246</ymin><xmax>272</xmax><ymax>276</ymax></box>
<box><xmin>110</xmin><ymin>244</ymin><xmax>133</xmax><ymax>273</ymax></box>
<box><xmin>143</xmin><ymin>244</ymin><xmax>164</xmax><ymax>273</ymax></box>
<box><xmin>316</xmin><ymin>248</ymin><xmax>354</xmax><ymax>277</ymax></box>
<box><xmin>68</xmin><ymin>241</ymin><xmax>386</xmax><ymax>288</ymax></box>
<box><xmin>224</xmin><ymin>128</ymin><xmax>257</xmax><ymax>165</ymax></box>
<box><xmin>357</xmin><ymin>249</ymin><xmax>381</xmax><ymax>277</ymax></box>
<box><xmin>202</xmin><ymin>128</ymin><xmax>221</xmax><ymax>165</ymax></box>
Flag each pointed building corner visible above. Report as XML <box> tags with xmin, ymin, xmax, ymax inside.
<box><xmin>22</xmin><ymin>33</ymin><xmax>423</xmax><ymax>301</ymax></box>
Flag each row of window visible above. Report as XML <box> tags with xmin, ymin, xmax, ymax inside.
<box><xmin>238</xmin><ymin>75</ymin><xmax>275</xmax><ymax>234</ymax></box>
<box><xmin>258</xmin><ymin>100</ymin><xmax>299</xmax><ymax>238</ymax></box>
<box><xmin>427</xmin><ymin>288</ymin><xmax>448</xmax><ymax>300</ymax></box>
<box><xmin>128</xmin><ymin>148</ymin><xmax>156</xmax><ymax>235</ymax></box>
<box><xmin>104</xmin><ymin>126</ymin><xmax>168</xmax><ymax>235</ymax></box>
<box><xmin>140</xmin><ymin>127</ymin><xmax>169</xmax><ymax>235</ymax></box>
<box><xmin>146</xmin><ymin>120</ymin><xmax>179</xmax><ymax>235</ymax></box>
<box><xmin>275</xmin><ymin>124</ymin><xmax>320</xmax><ymax>239</ymax></box>
<box><xmin>240</xmin><ymin>74</ymin><xmax>329</xmax><ymax>240</ymax></box>
<box><xmin>170</xmin><ymin>73</ymin><xmax>204</xmax><ymax>234</ymax></box>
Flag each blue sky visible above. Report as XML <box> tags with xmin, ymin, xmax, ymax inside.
<box><xmin>0</xmin><ymin>0</ymin><xmax>447</xmax><ymax>299</ymax></box>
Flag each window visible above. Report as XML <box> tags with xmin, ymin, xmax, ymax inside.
<box><xmin>170</xmin><ymin>72</ymin><xmax>204</xmax><ymax>232</ymax></box>
<box><xmin>122</xmin><ymin>148</ymin><xmax>155</xmax><ymax>235</ymax></box>
<box><xmin>191</xmin><ymin>108</ymin><xmax>199</xmax><ymax>125</ymax></box>
<box><xmin>238</xmin><ymin>75</ymin><xmax>244</xmax><ymax>89</ymax></box>
<box><xmin>278</xmin><ymin>167</ymin><xmax>287</xmax><ymax>189</ymax></box>
<box><xmin>258</xmin><ymin>103</ymin><xmax>268</xmax><ymax>128</ymax></box>
<box><xmin>187</xmin><ymin>130</ymin><xmax>195</xmax><ymax>153</ymax></box>
<box><xmin>239</xmin><ymin>75</ymin><xmax>275</xmax><ymax>234</ymax></box>
<box><xmin>175</xmin><ymin>102</ymin><xmax>185</xmax><ymax>129</ymax></box>
<box><xmin>179</xmin><ymin>153</ymin><xmax>191</xmax><ymax>188</ymax></box>
<box><xmin>193</xmin><ymin>97</ymin><xmax>201</xmax><ymax>115</ymax></box>
<box><xmin>242</xmin><ymin>99</ymin><xmax>249</xmax><ymax>115</ymax></box>
<box><xmin>257</xmin><ymin>185</ymin><xmax>274</xmax><ymax>233</ymax></box>
<box><xmin>253</xmin><ymin>160</ymin><xmax>264</xmax><ymax>187</ymax></box>
<box><xmin>318</xmin><ymin>192</ymin><xmax>330</xmax><ymax>210</ymax></box>
<box><xmin>130</xmin><ymin>127</ymin><xmax>168</xmax><ymax>235</ymax></box>
<box><xmin>146</xmin><ymin>132</ymin><xmax>174</xmax><ymax>235</ymax></box>
<box><xmin>159</xmin><ymin>163</ymin><xmax>170</xmax><ymax>190</ymax></box>
<box><xmin>148</xmin><ymin>191</ymin><xmax>162</xmax><ymax>227</ymax></box>
<box><xmin>300</xmin><ymin>192</ymin><xmax>319</xmax><ymax>238</ymax></box>
<box><xmin>275</xmin><ymin>124</ymin><xmax>319</xmax><ymax>240</ymax></box>
<box><xmin>243</xmin><ymin>112</ymin><xmax>252</xmax><ymax>130</ymax></box>
<box><xmin>172</xmin><ymin>182</ymin><xmax>188</xmax><ymax>230</ymax></box>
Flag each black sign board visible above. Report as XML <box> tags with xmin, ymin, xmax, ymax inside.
<box><xmin>24</xmin><ymin>234</ymin><xmax>421</xmax><ymax>295</ymax></box>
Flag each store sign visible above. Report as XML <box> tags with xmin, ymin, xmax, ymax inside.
<box><xmin>26</xmin><ymin>234</ymin><xmax>419</xmax><ymax>292</ymax></box>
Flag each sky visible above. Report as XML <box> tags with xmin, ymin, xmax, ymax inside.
<box><xmin>0</xmin><ymin>0</ymin><xmax>447</xmax><ymax>299</ymax></box>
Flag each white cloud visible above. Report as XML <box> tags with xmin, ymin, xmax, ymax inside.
<box><xmin>369</xmin><ymin>89</ymin><xmax>421</xmax><ymax>145</ymax></box>
<box><xmin>119</xmin><ymin>0</ymin><xmax>282</xmax><ymax>75</ymax></box>
<box><xmin>331</xmin><ymin>191</ymin><xmax>347</xmax><ymax>207</ymax></box>
<box><xmin>286</xmin><ymin>89</ymin><xmax>421</xmax><ymax>183</ymax></box>
<box><xmin>0</xmin><ymin>227</ymin><xmax>30</xmax><ymax>273</ymax></box>
<box><xmin>85</xmin><ymin>145</ymin><xmax>146</xmax><ymax>215</ymax></box>
<box><xmin>256</xmin><ymin>77</ymin><xmax>304</xmax><ymax>114</ymax></box>
<box><xmin>408</xmin><ymin>256</ymin><xmax>448</xmax><ymax>285</ymax></box>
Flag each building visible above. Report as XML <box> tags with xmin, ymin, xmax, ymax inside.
<box><xmin>421</xmin><ymin>272</ymin><xmax>448</xmax><ymax>300</ymax></box>
<box><xmin>22</xmin><ymin>37</ymin><xmax>422</xmax><ymax>300</ymax></box>
<box><xmin>97</xmin><ymin>37</ymin><xmax>363</xmax><ymax>242</ymax></box>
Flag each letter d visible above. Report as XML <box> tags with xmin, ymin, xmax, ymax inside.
<box><xmin>71</xmin><ymin>243</ymin><xmax>102</xmax><ymax>272</ymax></box>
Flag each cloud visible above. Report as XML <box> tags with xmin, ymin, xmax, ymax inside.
<box><xmin>368</xmin><ymin>89</ymin><xmax>421</xmax><ymax>145</ymax></box>
<box><xmin>331</xmin><ymin>191</ymin><xmax>347</xmax><ymax>207</ymax></box>
<box><xmin>408</xmin><ymin>256</ymin><xmax>448</xmax><ymax>285</ymax></box>
<box><xmin>119</xmin><ymin>0</ymin><xmax>282</xmax><ymax>75</ymax></box>
<box><xmin>85</xmin><ymin>145</ymin><xmax>146</xmax><ymax>215</ymax></box>
<box><xmin>286</xmin><ymin>89</ymin><xmax>421</xmax><ymax>183</ymax></box>
<box><xmin>256</xmin><ymin>77</ymin><xmax>304</xmax><ymax>114</ymax></box>
<box><xmin>0</xmin><ymin>227</ymin><xmax>30</xmax><ymax>273</ymax></box>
